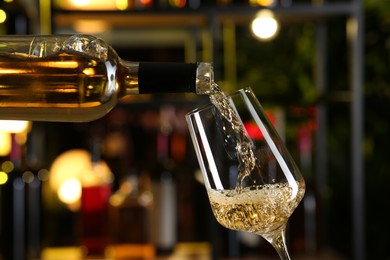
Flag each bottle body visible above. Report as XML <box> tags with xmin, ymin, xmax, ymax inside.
<box><xmin>109</xmin><ymin>173</ymin><xmax>155</xmax><ymax>259</ymax></box>
<box><xmin>0</xmin><ymin>35</ymin><xmax>212</xmax><ymax>122</ymax></box>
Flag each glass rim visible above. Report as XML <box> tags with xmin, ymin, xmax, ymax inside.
<box><xmin>185</xmin><ymin>87</ymin><xmax>254</xmax><ymax>117</ymax></box>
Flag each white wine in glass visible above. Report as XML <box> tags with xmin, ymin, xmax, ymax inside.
<box><xmin>186</xmin><ymin>87</ymin><xmax>305</xmax><ymax>259</ymax></box>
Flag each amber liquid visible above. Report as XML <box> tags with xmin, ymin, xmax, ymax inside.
<box><xmin>0</xmin><ymin>51</ymin><xmax>122</xmax><ymax>121</ymax></box>
<box><xmin>207</xmin><ymin>180</ymin><xmax>305</xmax><ymax>240</ymax></box>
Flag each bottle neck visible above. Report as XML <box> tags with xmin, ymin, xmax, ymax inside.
<box><xmin>119</xmin><ymin>60</ymin><xmax>213</xmax><ymax>95</ymax></box>
<box><xmin>118</xmin><ymin>59</ymin><xmax>140</xmax><ymax>95</ymax></box>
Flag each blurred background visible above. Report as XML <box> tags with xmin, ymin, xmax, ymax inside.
<box><xmin>0</xmin><ymin>0</ymin><xmax>387</xmax><ymax>259</ymax></box>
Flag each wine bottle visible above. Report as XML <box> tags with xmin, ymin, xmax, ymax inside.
<box><xmin>80</xmin><ymin>137</ymin><xmax>112</xmax><ymax>256</ymax></box>
<box><xmin>0</xmin><ymin>34</ymin><xmax>213</xmax><ymax>122</ymax></box>
<box><xmin>108</xmin><ymin>172</ymin><xmax>155</xmax><ymax>259</ymax></box>
<box><xmin>152</xmin><ymin>121</ymin><xmax>177</xmax><ymax>254</ymax></box>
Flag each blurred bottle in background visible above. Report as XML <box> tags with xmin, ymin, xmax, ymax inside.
<box><xmin>108</xmin><ymin>172</ymin><xmax>155</xmax><ymax>259</ymax></box>
<box><xmin>80</xmin><ymin>137</ymin><xmax>113</xmax><ymax>256</ymax></box>
<box><xmin>151</xmin><ymin>106</ymin><xmax>177</xmax><ymax>255</ymax></box>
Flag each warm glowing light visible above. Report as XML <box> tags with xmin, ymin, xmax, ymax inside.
<box><xmin>170</xmin><ymin>0</ymin><xmax>186</xmax><ymax>8</ymax></box>
<box><xmin>58</xmin><ymin>0</ymin><xmax>118</xmax><ymax>10</ymax></box>
<box><xmin>2</xmin><ymin>161</ymin><xmax>14</xmax><ymax>173</ymax></box>
<box><xmin>0</xmin><ymin>120</ymin><xmax>30</xmax><ymax>133</ymax></box>
<box><xmin>82</xmin><ymin>68</ymin><xmax>96</xmax><ymax>76</ymax></box>
<box><xmin>251</xmin><ymin>10</ymin><xmax>279</xmax><ymax>41</ymax></box>
<box><xmin>0</xmin><ymin>172</ymin><xmax>8</xmax><ymax>185</ymax></box>
<box><xmin>15</xmin><ymin>131</ymin><xmax>28</xmax><ymax>145</ymax></box>
<box><xmin>0</xmin><ymin>9</ymin><xmax>6</xmax><ymax>23</ymax></box>
<box><xmin>0</xmin><ymin>130</ymin><xmax>11</xmax><ymax>156</ymax></box>
<box><xmin>41</xmin><ymin>247</ymin><xmax>85</xmax><ymax>259</ymax></box>
<box><xmin>39</xmin><ymin>61</ymin><xmax>79</xmax><ymax>69</ymax></box>
<box><xmin>69</xmin><ymin>0</ymin><xmax>91</xmax><ymax>7</ymax></box>
<box><xmin>50</xmin><ymin>149</ymin><xmax>113</xmax><ymax>211</ymax></box>
<box><xmin>116</xmin><ymin>0</ymin><xmax>128</xmax><ymax>10</ymax></box>
<box><xmin>73</xmin><ymin>20</ymin><xmax>110</xmax><ymax>34</ymax></box>
<box><xmin>249</xmin><ymin>0</ymin><xmax>273</xmax><ymax>6</ymax></box>
<box><xmin>257</xmin><ymin>0</ymin><xmax>274</xmax><ymax>6</ymax></box>
<box><xmin>140</xmin><ymin>0</ymin><xmax>152</xmax><ymax>6</ymax></box>
<box><xmin>0</xmin><ymin>69</ymin><xmax>28</xmax><ymax>74</ymax></box>
<box><xmin>58</xmin><ymin>178</ymin><xmax>82</xmax><ymax>204</ymax></box>
<box><xmin>50</xmin><ymin>149</ymin><xmax>91</xmax><ymax>192</ymax></box>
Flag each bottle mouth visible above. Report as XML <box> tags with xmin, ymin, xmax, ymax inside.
<box><xmin>195</xmin><ymin>62</ymin><xmax>213</xmax><ymax>95</ymax></box>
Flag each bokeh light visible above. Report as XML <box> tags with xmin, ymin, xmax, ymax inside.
<box><xmin>0</xmin><ymin>9</ymin><xmax>6</xmax><ymax>23</ymax></box>
<box><xmin>58</xmin><ymin>178</ymin><xmax>82</xmax><ymax>204</ymax></box>
<box><xmin>251</xmin><ymin>10</ymin><xmax>279</xmax><ymax>41</ymax></box>
<box><xmin>0</xmin><ymin>171</ymin><xmax>8</xmax><ymax>185</ymax></box>
<box><xmin>50</xmin><ymin>149</ymin><xmax>112</xmax><ymax>211</ymax></box>
<box><xmin>0</xmin><ymin>120</ymin><xmax>30</xmax><ymax>134</ymax></box>
<box><xmin>0</xmin><ymin>130</ymin><xmax>11</xmax><ymax>156</ymax></box>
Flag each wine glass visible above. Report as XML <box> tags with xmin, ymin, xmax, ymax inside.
<box><xmin>186</xmin><ymin>87</ymin><xmax>305</xmax><ymax>259</ymax></box>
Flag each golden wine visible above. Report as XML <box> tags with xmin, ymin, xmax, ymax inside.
<box><xmin>207</xmin><ymin>181</ymin><xmax>305</xmax><ymax>239</ymax></box>
<box><xmin>0</xmin><ymin>51</ymin><xmax>119</xmax><ymax>121</ymax></box>
<box><xmin>209</xmin><ymin>85</ymin><xmax>256</xmax><ymax>189</ymax></box>
<box><xmin>0</xmin><ymin>34</ymin><xmax>212</xmax><ymax>122</ymax></box>
<box><xmin>187</xmin><ymin>87</ymin><xmax>306</xmax><ymax>259</ymax></box>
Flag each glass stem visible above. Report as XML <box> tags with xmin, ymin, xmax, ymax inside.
<box><xmin>268</xmin><ymin>226</ymin><xmax>291</xmax><ymax>260</ymax></box>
